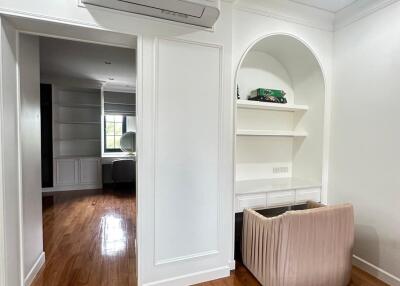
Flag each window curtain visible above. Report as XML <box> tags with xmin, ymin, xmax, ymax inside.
<box><xmin>104</xmin><ymin>91</ymin><xmax>135</xmax><ymax>116</ymax></box>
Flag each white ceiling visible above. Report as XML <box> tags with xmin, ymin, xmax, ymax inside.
<box><xmin>40</xmin><ymin>37</ymin><xmax>136</xmax><ymax>88</ymax></box>
<box><xmin>289</xmin><ymin>0</ymin><xmax>357</xmax><ymax>13</ymax></box>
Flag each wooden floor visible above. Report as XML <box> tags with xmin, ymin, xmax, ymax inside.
<box><xmin>32</xmin><ymin>188</ymin><xmax>136</xmax><ymax>286</ymax></box>
<box><xmin>32</xmin><ymin>189</ymin><xmax>387</xmax><ymax>286</ymax></box>
<box><xmin>196</xmin><ymin>263</ymin><xmax>389</xmax><ymax>286</ymax></box>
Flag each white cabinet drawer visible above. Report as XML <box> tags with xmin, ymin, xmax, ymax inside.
<box><xmin>266</xmin><ymin>190</ymin><xmax>295</xmax><ymax>207</ymax></box>
<box><xmin>295</xmin><ymin>188</ymin><xmax>321</xmax><ymax>204</ymax></box>
<box><xmin>236</xmin><ymin>194</ymin><xmax>267</xmax><ymax>213</ymax></box>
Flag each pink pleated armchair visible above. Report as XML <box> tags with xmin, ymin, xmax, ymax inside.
<box><xmin>242</xmin><ymin>202</ymin><xmax>354</xmax><ymax>286</ymax></box>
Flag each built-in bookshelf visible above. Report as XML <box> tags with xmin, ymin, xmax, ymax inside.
<box><xmin>235</xmin><ymin>34</ymin><xmax>325</xmax><ymax>200</ymax></box>
<box><xmin>52</xmin><ymin>87</ymin><xmax>101</xmax><ymax>158</ymax></box>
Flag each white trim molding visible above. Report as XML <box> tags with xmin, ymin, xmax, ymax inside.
<box><xmin>233</xmin><ymin>2</ymin><xmax>334</xmax><ymax>32</ymax></box>
<box><xmin>24</xmin><ymin>252</ymin><xmax>45</xmax><ymax>286</ymax></box>
<box><xmin>228</xmin><ymin>260</ymin><xmax>236</xmax><ymax>270</ymax></box>
<box><xmin>334</xmin><ymin>0</ymin><xmax>400</xmax><ymax>30</ymax></box>
<box><xmin>143</xmin><ymin>266</ymin><xmax>230</xmax><ymax>286</ymax></box>
<box><xmin>0</xmin><ymin>19</ymin><xmax>6</xmax><ymax>286</ymax></box>
<box><xmin>155</xmin><ymin>250</ymin><xmax>219</xmax><ymax>266</ymax></box>
<box><xmin>353</xmin><ymin>255</ymin><xmax>400</xmax><ymax>286</ymax></box>
<box><xmin>42</xmin><ymin>184</ymin><xmax>102</xmax><ymax>192</ymax></box>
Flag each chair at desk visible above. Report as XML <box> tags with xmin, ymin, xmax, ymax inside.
<box><xmin>111</xmin><ymin>159</ymin><xmax>135</xmax><ymax>189</ymax></box>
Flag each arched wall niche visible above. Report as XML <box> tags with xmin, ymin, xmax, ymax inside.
<box><xmin>234</xmin><ymin>33</ymin><xmax>326</xmax><ymax>192</ymax></box>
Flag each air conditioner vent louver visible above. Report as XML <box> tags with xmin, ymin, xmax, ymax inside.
<box><xmin>161</xmin><ymin>10</ymin><xmax>188</xmax><ymax>19</ymax></box>
<box><xmin>82</xmin><ymin>0</ymin><xmax>220</xmax><ymax>28</ymax></box>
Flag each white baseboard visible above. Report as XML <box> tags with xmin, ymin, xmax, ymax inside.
<box><xmin>143</xmin><ymin>266</ymin><xmax>230</xmax><ymax>286</ymax></box>
<box><xmin>353</xmin><ymin>255</ymin><xmax>400</xmax><ymax>286</ymax></box>
<box><xmin>24</xmin><ymin>252</ymin><xmax>45</xmax><ymax>286</ymax></box>
<box><xmin>228</xmin><ymin>260</ymin><xmax>236</xmax><ymax>270</ymax></box>
<box><xmin>42</xmin><ymin>184</ymin><xmax>102</xmax><ymax>192</ymax></box>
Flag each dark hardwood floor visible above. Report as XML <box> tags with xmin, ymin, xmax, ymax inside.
<box><xmin>33</xmin><ymin>189</ymin><xmax>388</xmax><ymax>286</ymax></box>
<box><xmin>32</xmin><ymin>188</ymin><xmax>136</xmax><ymax>286</ymax></box>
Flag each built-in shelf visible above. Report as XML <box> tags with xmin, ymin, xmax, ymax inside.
<box><xmin>55</xmin><ymin>138</ymin><xmax>100</xmax><ymax>142</ymax></box>
<box><xmin>237</xmin><ymin>100</ymin><xmax>308</xmax><ymax>112</ymax></box>
<box><xmin>236</xmin><ymin>177</ymin><xmax>321</xmax><ymax>195</ymax></box>
<box><xmin>55</xmin><ymin>103</ymin><xmax>101</xmax><ymax>109</ymax></box>
<box><xmin>236</xmin><ymin>129</ymin><xmax>307</xmax><ymax>137</ymax></box>
<box><xmin>54</xmin><ymin>155</ymin><xmax>101</xmax><ymax>159</ymax></box>
<box><xmin>104</xmin><ymin>101</ymin><xmax>136</xmax><ymax>106</ymax></box>
<box><xmin>56</xmin><ymin>121</ymin><xmax>101</xmax><ymax>125</ymax></box>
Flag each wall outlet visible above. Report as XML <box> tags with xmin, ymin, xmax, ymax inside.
<box><xmin>273</xmin><ymin>166</ymin><xmax>289</xmax><ymax>174</ymax></box>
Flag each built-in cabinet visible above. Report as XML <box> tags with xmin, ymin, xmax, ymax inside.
<box><xmin>50</xmin><ymin>86</ymin><xmax>102</xmax><ymax>190</ymax></box>
<box><xmin>54</xmin><ymin>157</ymin><xmax>102</xmax><ymax>190</ymax></box>
<box><xmin>235</xmin><ymin>35</ymin><xmax>325</xmax><ymax>212</ymax></box>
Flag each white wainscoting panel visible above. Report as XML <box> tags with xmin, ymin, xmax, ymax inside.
<box><xmin>154</xmin><ymin>38</ymin><xmax>222</xmax><ymax>265</ymax></box>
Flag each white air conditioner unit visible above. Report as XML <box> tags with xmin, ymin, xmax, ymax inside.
<box><xmin>82</xmin><ymin>0</ymin><xmax>221</xmax><ymax>28</ymax></box>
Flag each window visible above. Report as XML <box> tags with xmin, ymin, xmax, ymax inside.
<box><xmin>104</xmin><ymin>115</ymin><xmax>126</xmax><ymax>152</ymax></box>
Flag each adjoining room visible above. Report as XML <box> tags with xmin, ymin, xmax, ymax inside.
<box><xmin>20</xmin><ymin>34</ymin><xmax>138</xmax><ymax>285</ymax></box>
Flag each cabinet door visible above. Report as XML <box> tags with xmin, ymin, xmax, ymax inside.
<box><xmin>55</xmin><ymin>158</ymin><xmax>77</xmax><ymax>186</ymax></box>
<box><xmin>79</xmin><ymin>158</ymin><xmax>100</xmax><ymax>185</ymax></box>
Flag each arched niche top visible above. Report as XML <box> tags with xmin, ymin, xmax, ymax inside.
<box><xmin>236</xmin><ymin>34</ymin><xmax>325</xmax><ymax>105</ymax></box>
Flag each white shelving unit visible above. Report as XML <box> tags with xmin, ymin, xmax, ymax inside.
<box><xmin>51</xmin><ymin>86</ymin><xmax>102</xmax><ymax>191</ymax></box>
<box><xmin>237</xmin><ymin>99</ymin><xmax>308</xmax><ymax>112</ymax></box>
<box><xmin>234</xmin><ymin>35</ymin><xmax>326</xmax><ymax>212</ymax></box>
<box><xmin>236</xmin><ymin>129</ymin><xmax>307</xmax><ymax>137</ymax></box>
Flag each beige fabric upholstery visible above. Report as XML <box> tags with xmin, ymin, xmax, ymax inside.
<box><xmin>242</xmin><ymin>202</ymin><xmax>354</xmax><ymax>286</ymax></box>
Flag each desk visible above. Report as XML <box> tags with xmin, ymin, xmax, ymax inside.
<box><xmin>235</xmin><ymin>177</ymin><xmax>321</xmax><ymax>213</ymax></box>
<box><xmin>101</xmin><ymin>153</ymin><xmax>136</xmax><ymax>184</ymax></box>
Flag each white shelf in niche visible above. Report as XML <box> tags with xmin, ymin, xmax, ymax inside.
<box><xmin>237</xmin><ymin>100</ymin><xmax>308</xmax><ymax>112</ymax></box>
<box><xmin>236</xmin><ymin>129</ymin><xmax>307</xmax><ymax>137</ymax></box>
<box><xmin>236</xmin><ymin>177</ymin><xmax>321</xmax><ymax>195</ymax></box>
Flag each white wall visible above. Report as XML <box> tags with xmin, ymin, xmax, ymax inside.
<box><xmin>330</xmin><ymin>2</ymin><xmax>400</xmax><ymax>284</ymax></box>
<box><xmin>0</xmin><ymin>17</ymin><xmax>22</xmax><ymax>286</ymax></box>
<box><xmin>19</xmin><ymin>34</ymin><xmax>44</xmax><ymax>283</ymax></box>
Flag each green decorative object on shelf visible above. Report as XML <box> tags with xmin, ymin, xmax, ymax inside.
<box><xmin>248</xmin><ymin>88</ymin><xmax>287</xmax><ymax>104</ymax></box>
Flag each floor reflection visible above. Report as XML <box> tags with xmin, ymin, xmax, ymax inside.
<box><xmin>101</xmin><ymin>213</ymin><xmax>127</xmax><ymax>256</ymax></box>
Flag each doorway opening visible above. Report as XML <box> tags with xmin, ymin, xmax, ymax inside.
<box><xmin>18</xmin><ymin>33</ymin><xmax>138</xmax><ymax>285</ymax></box>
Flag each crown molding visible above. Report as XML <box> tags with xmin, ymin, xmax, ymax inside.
<box><xmin>334</xmin><ymin>0</ymin><xmax>400</xmax><ymax>31</ymax></box>
<box><xmin>233</xmin><ymin>1</ymin><xmax>334</xmax><ymax>32</ymax></box>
